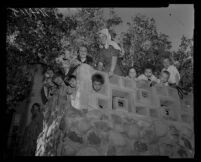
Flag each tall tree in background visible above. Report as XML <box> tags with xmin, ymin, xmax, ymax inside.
<box><xmin>121</xmin><ymin>14</ymin><xmax>172</xmax><ymax>75</ymax></box>
<box><xmin>174</xmin><ymin>35</ymin><xmax>193</xmax><ymax>92</ymax></box>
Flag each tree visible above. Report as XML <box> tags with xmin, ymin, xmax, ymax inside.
<box><xmin>174</xmin><ymin>35</ymin><xmax>193</xmax><ymax>92</ymax></box>
<box><xmin>121</xmin><ymin>14</ymin><xmax>172</xmax><ymax>76</ymax></box>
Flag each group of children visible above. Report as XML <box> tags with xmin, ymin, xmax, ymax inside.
<box><xmin>42</xmin><ymin>53</ymin><xmax>182</xmax><ymax>106</ymax></box>
<box><xmin>127</xmin><ymin>57</ymin><xmax>180</xmax><ymax>88</ymax></box>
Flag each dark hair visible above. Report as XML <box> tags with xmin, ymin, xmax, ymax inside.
<box><xmin>163</xmin><ymin>57</ymin><xmax>173</xmax><ymax>64</ymax></box>
<box><xmin>77</xmin><ymin>45</ymin><xmax>88</xmax><ymax>54</ymax></box>
<box><xmin>128</xmin><ymin>67</ymin><xmax>136</xmax><ymax>75</ymax></box>
<box><xmin>162</xmin><ymin>70</ymin><xmax>170</xmax><ymax>77</ymax></box>
<box><xmin>31</xmin><ymin>103</ymin><xmax>40</xmax><ymax>114</ymax></box>
<box><xmin>144</xmin><ymin>64</ymin><xmax>154</xmax><ymax>73</ymax></box>
<box><xmin>64</xmin><ymin>75</ymin><xmax>76</xmax><ymax>86</ymax></box>
<box><xmin>92</xmin><ymin>73</ymin><xmax>104</xmax><ymax>85</ymax></box>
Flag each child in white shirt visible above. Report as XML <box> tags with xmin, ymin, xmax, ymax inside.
<box><xmin>162</xmin><ymin>58</ymin><xmax>180</xmax><ymax>86</ymax></box>
<box><xmin>152</xmin><ymin>70</ymin><xmax>170</xmax><ymax>86</ymax></box>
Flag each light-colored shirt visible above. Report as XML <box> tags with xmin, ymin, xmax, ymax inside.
<box><xmin>162</xmin><ymin>65</ymin><xmax>180</xmax><ymax>84</ymax></box>
<box><xmin>137</xmin><ymin>74</ymin><xmax>158</xmax><ymax>82</ymax></box>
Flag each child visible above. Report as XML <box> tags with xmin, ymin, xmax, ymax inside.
<box><xmin>137</xmin><ymin>65</ymin><xmax>158</xmax><ymax>83</ymax></box>
<box><xmin>91</xmin><ymin>73</ymin><xmax>105</xmax><ymax>92</ymax></box>
<box><xmin>162</xmin><ymin>57</ymin><xmax>180</xmax><ymax>86</ymax></box>
<box><xmin>151</xmin><ymin>70</ymin><xmax>170</xmax><ymax>87</ymax></box>
<box><xmin>162</xmin><ymin>58</ymin><xmax>184</xmax><ymax>99</ymax></box>
<box><xmin>64</xmin><ymin>75</ymin><xmax>77</xmax><ymax>95</ymax></box>
<box><xmin>127</xmin><ymin>67</ymin><xmax>137</xmax><ymax>80</ymax></box>
<box><xmin>97</xmin><ymin>61</ymin><xmax>104</xmax><ymax>71</ymax></box>
<box><xmin>88</xmin><ymin>73</ymin><xmax>105</xmax><ymax>110</ymax></box>
<box><xmin>159</xmin><ymin>70</ymin><xmax>170</xmax><ymax>86</ymax></box>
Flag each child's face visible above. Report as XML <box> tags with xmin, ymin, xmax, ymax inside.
<box><xmin>79</xmin><ymin>47</ymin><xmax>87</xmax><ymax>59</ymax></box>
<box><xmin>163</xmin><ymin>59</ymin><xmax>170</xmax><ymax>69</ymax></box>
<box><xmin>69</xmin><ymin>78</ymin><xmax>77</xmax><ymax>88</ymax></box>
<box><xmin>92</xmin><ymin>81</ymin><xmax>102</xmax><ymax>92</ymax></box>
<box><xmin>99</xmin><ymin>34</ymin><xmax>107</xmax><ymax>45</ymax></box>
<box><xmin>160</xmin><ymin>72</ymin><xmax>169</xmax><ymax>83</ymax></box>
<box><xmin>97</xmin><ymin>62</ymin><xmax>103</xmax><ymax>71</ymax></box>
<box><xmin>145</xmin><ymin>69</ymin><xmax>152</xmax><ymax>78</ymax></box>
<box><xmin>129</xmin><ymin>68</ymin><xmax>136</xmax><ymax>78</ymax></box>
<box><xmin>45</xmin><ymin>70</ymin><xmax>54</xmax><ymax>78</ymax></box>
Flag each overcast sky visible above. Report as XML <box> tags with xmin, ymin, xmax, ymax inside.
<box><xmin>58</xmin><ymin>5</ymin><xmax>194</xmax><ymax>51</ymax></box>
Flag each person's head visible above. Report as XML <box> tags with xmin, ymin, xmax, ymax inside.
<box><xmin>160</xmin><ymin>70</ymin><xmax>170</xmax><ymax>84</ymax></box>
<box><xmin>163</xmin><ymin>58</ymin><xmax>171</xmax><ymax>69</ymax></box>
<box><xmin>98</xmin><ymin>29</ymin><xmax>110</xmax><ymax>45</ymax></box>
<box><xmin>45</xmin><ymin>69</ymin><xmax>54</xmax><ymax>78</ymax></box>
<box><xmin>128</xmin><ymin>67</ymin><xmax>137</xmax><ymax>79</ymax></box>
<box><xmin>65</xmin><ymin>75</ymin><xmax>77</xmax><ymax>88</ymax></box>
<box><xmin>92</xmin><ymin>73</ymin><xmax>104</xmax><ymax>92</ymax></box>
<box><xmin>78</xmin><ymin>46</ymin><xmax>88</xmax><ymax>59</ymax></box>
<box><xmin>31</xmin><ymin>103</ymin><xmax>40</xmax><ymax>119</ymax></box>
<box><xmin>144</xmin><ymin>65</ymin><xmax>153</xmax><ymax>79</ymax></box>
<box><xmin>63</xmin><ymin>49</ymin><xmax>71</xmax><ymax>60</ymax></box>
<box><xmin>97</xmin><ymin>61</ymin><xmax>104</xmax><ymax>71</ymax></box>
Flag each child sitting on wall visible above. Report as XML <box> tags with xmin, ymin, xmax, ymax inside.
<box><xmin>151</xmin><ymin>70</ymin><xmax>170</xmax><ymax>87</ymax></box>
<box><xmin>127</xmin><ymin>67</ymin><xmax>137</xmax><ymax>81</ymax></box>
<box><xmin>137</xmin><ymin>65</ymin><xmax>158</xmax><ymax>84</ymax></box>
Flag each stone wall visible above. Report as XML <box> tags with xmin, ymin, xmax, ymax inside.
<box><xmin>58</xmin><ymin>64</ymin><xmax>194</xmax><ymax>157</ymax></box>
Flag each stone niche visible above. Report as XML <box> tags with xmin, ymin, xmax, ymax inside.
<box><xmin>135</xmin><ymin>106</ymin><xmax>148</xmax><ymax>116</ymax></box>
<box><xmin>112</xmin><ymin>89</ymin><xmax>134</xmax><ymax>112</ymax></box>
<box><xmin>159</xmin><ymin>98</ymin><xmax>179</xmax><ymax>121</ymax></box>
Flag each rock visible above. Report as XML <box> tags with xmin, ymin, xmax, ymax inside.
<box><xmin>100</xmin><ymin>113</ymin><xmax>110</xmax><ymax>121</ymax></box>
<box><xmin>87</xmin><ymin>131</ymin><xmax>101</xmax><ymax>145</ymax></box>
<box><xmin>114</xmin><ymin>124</ymin><xmax>124</xmax><ymax>133</ymax></box>
<box><xmin>62</xmin><ymin>144</ymin><xmax>76</xmax><ymax>155</ymax></box>
<box><xmin>76</xmin><ymin>147</ymin><xmax>99</xmax><ymax>156</ymax></box>
<box><xmin>93</xmin><ymin>120</ymin><xmax>111</xmax><ymax>132</ymax></box>
<box><xmin>109</xmin><ymin>131</ymin><xmax>125</xmax><ymax>146</ymax></box>
<box><xmin>67</xmin><ymin>130</ymin><xmax>83</xmax><ymax>144</ymax></box>
<box><xmin>133</xmin><ymin>141</ymin><xmax>148</xmax><ymax>153</ymax></box>
<box><xmin>77</xmin><ymin>119</ymin><xmax>91</xmax><ymax>133</ymax></box>
<box><xmin>177</xmin><ymin>147</ymin><xmax>188</xmax><ymax>158</ymax></box>
<box><xmin>137</xmin><ymin>120</ymin><xmax>151</xmax><ymax>128</ymax></box>
<box><xmin>107</xmin><ymin>145</ymin><xmax>116</xmax><ymax>155</ymax></box>
<box><xmin>127</xmin><ymin>125</ymin><xmax>139</xmax><ymax>139</ymax></box>
<box><xmin>154</xmin><ymin>121</ymin><xmax>168</xmax><ymax>137</ymax></box>
<box><xmin>87</xmin><ymin>109</ymin><xmax>103</xmax><ymax>119</ymax></box>
<box><xmin>180</xmin><ymin>136</ymin><xmax>193</xmax><ymax>150</ymax></box>
<box><xmin>111</xmin><ymin>114</ymin><xmax>122</xmax><ymax>124</ymax></box>
<box><xmin>180</xmin><ymin>126</ymin><xmax>193</xmax><ymax>139</ymax></box>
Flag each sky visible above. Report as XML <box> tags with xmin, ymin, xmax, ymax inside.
<box><xmin>58</xmin><ymin>5</ymin><xmax>194</xmax><ymax>51</ymax></box>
